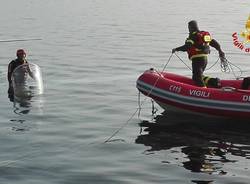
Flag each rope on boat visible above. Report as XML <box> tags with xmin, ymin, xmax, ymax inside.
<box><xmin>226</xmin><ymin>59</ymin><xmax>243</xmax><ymax>79</ymax></box>
<box><xmin>174</xmin><ymin>53</ymin><xmax>226</xmax><ymax>72</ymax></box>
<box><xmin>220</xmin><ymin>57</ymin><xmax>230</xmax><ymax>73</ymax></box>
<box><xmin>174</xmin><ymin>53</ymin><xmax>192</xmax><ymax>71</ymax></box>
<box><xmin>174</xmin><ymin>53</ymin><xmax>243</xmax><ymax>79</ymax></box>
<box><xmin>219</xmin><ymin>56</ymin><xmax>243</xmax><ymax>79</ymax></box>
<box><xmin>207</xmin><ymin>57</ymin><xmax>220</xmax><ymax>71</ymax></box>
<box><xmin>103</xmin><ymin>53</ymin><xmax>174</xmax><ymax>143</ymax></box>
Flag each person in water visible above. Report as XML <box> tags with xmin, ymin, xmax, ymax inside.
<box><xmin>7</xmin><ymin>49</ymin><xmax>33</xmax><ymax>100</ymax></box>
<box><xmin>172</xmin><ymin>20</ymin><xmax>226</xmax><ymax>87</ymax></box>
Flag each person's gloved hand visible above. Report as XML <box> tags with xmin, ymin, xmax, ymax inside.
<box><xmin>219</xmin><ymin>51</ymin><xmax>226</xmax><ymax>63</ymax></box>
<box><xmin>172</xmin><ymin>48</ymin><xmax>176</xmax><ymax>53</ymax></box>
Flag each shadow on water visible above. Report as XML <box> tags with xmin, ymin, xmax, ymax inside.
<box><xmin>136</xmin><ymin>111</ymin><xmax>250</xmax><ymax>180</ymax></box>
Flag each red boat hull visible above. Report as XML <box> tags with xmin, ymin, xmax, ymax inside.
<box><xmin>136</xmin><ymin>69</ymin><xmax>250</xmax><ymax>119</ymax></box>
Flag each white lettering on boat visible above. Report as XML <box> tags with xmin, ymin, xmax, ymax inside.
<box><xmin>242</xmin><ymin>95</ymin><xmax>250</xmax><ymax>102</ymax></box>
<box><xmin>169</xmin><ymin>85</ymin><xmax>181</xmax><ymax>93</ymax></box>
<box><xmin>189</xmin><ymin>90</ymin><xmax>210</xmax><ymax>98</ymax></box>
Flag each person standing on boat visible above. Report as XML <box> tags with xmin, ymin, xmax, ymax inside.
<box><xmin>7</xmin><ymin>49</ymin><xmax>33</xmax><ymax>100</ymax></box>
<box><xmin>172</xmin><ymin>20</ymin><xmax>226</xmax><ymax>87</ymax></box>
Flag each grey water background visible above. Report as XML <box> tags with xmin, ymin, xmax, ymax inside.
<box><xmin>0</xmin><ymin>0</ymin><xmax>249</xmax><ymax>183</ymax></box>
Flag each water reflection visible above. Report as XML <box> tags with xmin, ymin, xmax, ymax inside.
<box><xmin>13</xmin><ymin>96</ymin><xmax>32</xmax><ymax>115</ymax></box>
<box><xmin>136</xmin><ymin>111</ymin><xmax>250</xmax><ymax>177</ymax></box>
<box><xmin>9</xmin><ymin>94</ymin><xmax>44</xmax><ymax>132</ymax></box>
<box><xmin>12</xmin><ymin>94</ymin><xmax>44</xmax><ymax>115</ymax></box>
<box><xmin>10</xmin><ymin>119</ymin><xmax>30</xmax><ymax>132</ymax></box>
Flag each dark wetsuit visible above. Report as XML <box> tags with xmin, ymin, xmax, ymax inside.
<box><xmin>175</xmin><ymin>31</ymin><xmax>223</xmax><ymax>87</ymax></box>
<box><xmin>191</xmin><ymin>57</ymin><xmax>207</xmax><ymax>87</ymax></box>
<box><xmin>7</xmin><ymin>59</ymin><xmax>27</xmax><ymax>99</ymax></box>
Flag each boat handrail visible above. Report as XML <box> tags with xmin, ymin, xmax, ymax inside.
<box><xmin>221</xmin><ymin>86</ymin><xmax>236</xmax><ymax>92</ymax></box>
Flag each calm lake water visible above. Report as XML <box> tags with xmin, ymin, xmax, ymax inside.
<box><xmin>0</xmin><ymin>0</ymin><xmax>249</xmax><ymax>183</ymax></box>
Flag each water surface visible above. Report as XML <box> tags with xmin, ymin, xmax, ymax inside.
<box><xmin>0</xmin><ymin>0</ymin><xmax>249</xmax><ymax>183</ymax></box>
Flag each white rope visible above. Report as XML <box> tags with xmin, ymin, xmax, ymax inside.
<box><xmin>103</xmin><ymin>53</ymin><xmax>174</xmax><ymax>143</ymax></box>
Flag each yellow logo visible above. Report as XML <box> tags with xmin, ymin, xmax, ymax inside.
<box><xmin>232</xmin><ymin>14</ymin><xmax>250</xmax><ymax>53</ymax></box>
<box><xmin>204</xmin><ymin>35</ymin><xmax>211</xmax><ymax>42</ymax></box>
<box><xmin>240</xmin><ymin>15</ymin><xmax>250</xmax><ymax>43</ymax></box>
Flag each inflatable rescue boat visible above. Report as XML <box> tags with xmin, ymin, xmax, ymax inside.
<box><xmin>136</xmin><ymin>68</ymin><xmax>250</xmax><ymax>118</ymax></box>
